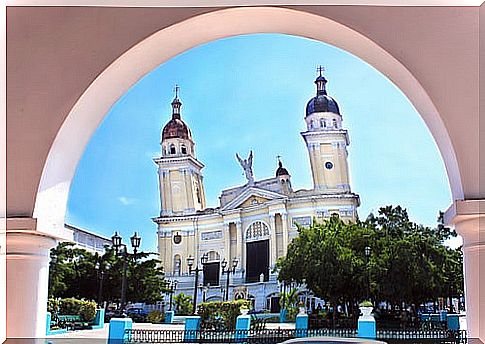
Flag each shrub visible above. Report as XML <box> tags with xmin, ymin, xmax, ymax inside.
<box><xmin>48</xmin><ymin>297</ymin><xmax>97</xmax><ymax>322</ymax></box>
<box><xmin>147</xmin><ymin>310</ymin><xmax>165</xmax><ymax>324</ymax></box>
<box><xmin>79</xmin><ymin>300</ymin><xmax>97</xmax><ymax>322</ymax></box>
<box><xmin>359</xmin><ymin>300</ymin><xmax>373</xmax><ymax>307</ymax></box>
<box><xmin>47</xmin><ymin>298</ymin><xmax>60</xmax><ymax>315</ymax></box>
<box><xmin>198</xmin><ymin>300</ymin><xmax>251</xmax><ymax>330</ymax></box>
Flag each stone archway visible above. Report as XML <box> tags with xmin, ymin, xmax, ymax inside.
<box><xmin>6</xmin><ymin>5</ymin><xmax>483</xmax><ymax>341</ymax></box>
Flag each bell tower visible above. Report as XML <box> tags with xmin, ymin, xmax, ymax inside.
<box><xmin>301</xmin><ymin>68</ymin><xmax>351</xmax><ymax>192</ymax></box>
<box><xmin>154</xmin><ymin>86</ymin><xmax>207</xmax><ymax>216</ymax></box>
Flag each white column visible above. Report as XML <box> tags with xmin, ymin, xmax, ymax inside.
<box><xmin>269</xmin><ymin>214</ymin><xmax>277</xmax><ymax>266</ymax></box>
<box><xmin>6</xmin><ymin>220</ymin><xmax>57</xmax><ymax>338</ymax></box>
<box><xmin>445</xmin><ymin>200</ymin><xmax>485</xmax><ymax>344</ymax></box>
<box><xmin>281</xmin><ymin>213</ymin><xmax>289</xmax><ymax>256</ymax></box>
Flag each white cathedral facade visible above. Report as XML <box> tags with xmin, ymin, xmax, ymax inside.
<box><xmin>153</xmin><ymin>72</ymin><xmax>360</xmax><ymax>312</ymax></box>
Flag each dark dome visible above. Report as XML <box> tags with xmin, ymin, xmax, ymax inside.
<box><xmin>276</xmin><ymin>161</ymin><xmax>290</xmax><ymax>177</ymax></box>
<box><xmin>162</xmin><ymin>118</ymin><xmax>191</xmax><ymax>140</ymax></box>
<box><xmin>306</xmin><ymin>94</ymin><xmax>340</xmax><ymax>116</ymax></box>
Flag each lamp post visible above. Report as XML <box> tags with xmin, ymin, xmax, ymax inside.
<box><xmin>202</xmin><ymin>284</ymin><xmax>208</xmax><ymax>303</ymax></box>
<box><xmin>111</xmin><ymin>231</ymin><xmax>142</xmax><ymax>312</ymax></box>
<box><xmin>168</xmin><ymin>280</ymin><xmax>178</xmax><ymax>311</ymax></box>
<box><xmin>364</xmin><ymin>246</ymin><xmax>371</xmax><ymax>300</ymax></box>
<box><xmin>130</xmin><ymin>232</ymin><xmax>141</xmax><ymax>261</ymax></box>
<box><xmin>95</xmin><ymin>261</ymin><xmax>110</xmax><ymax>307</ymax></box>
<box><xmin>187</xmin><ymin>253</ymin><xmax>208</xmax><ymax>315</ymax></box>
<box><xmin>221</xmin><ymin>257</ymin><xmax>239</xmax><ymax>301</ymax></box>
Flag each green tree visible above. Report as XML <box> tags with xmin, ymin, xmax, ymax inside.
<box><xmin>279</xmin><ymin>288</ymin><xmax>300</xmax><ymax>320</ymax></box>
<box><xmin>173</xmin><ymin>292</ymin><xmax>193</xmax><ymax>315</ymax></box>
<box><xmin>277</xmin><ymin>215</ymin><xmax>365</xmax><ymax>322</ymax></box>
<box><xmin>277</xmin><ymin>206</ymin><xmax>464</xmax><ymax>315</ymax></box>
<box><xmin>48</xmin><ymin>243</ymin><xmax>168</xmax><ymax>306</ymax></box>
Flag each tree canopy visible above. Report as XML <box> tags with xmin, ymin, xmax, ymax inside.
<box><xmin>276</xmin><ymin>206</ymin><xmax>463</xmax><ymax>310</ymax></box>
<box><xmin>48</xmin><ymin>243</ymin><xmax>169</xmax><ymax>305</ymax></box>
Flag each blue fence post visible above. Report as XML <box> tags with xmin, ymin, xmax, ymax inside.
<box><xmin>357</xmin><ymin>307</ymin><xmax>376</xmax><ymax>339</ymax></box>
<box><xmin>447</xmin><ymin>314</ymin><xmax>460</xmax><ymax>330</ymax></box>
<box><xmin>46</xmin><ymin>312</ymin><xmax>52</xmax><ymax>336</ymax></box>
<box><xmin>108</xmin><ymin>318</ymin><xmax>132</xmax><ymax>344</ymax></box>
<box><xmin>279</xmin><ymin>308</ymin><xmax>287</xmax><ymax>323</ymax></box>
<box><xmin>184</xmin><ymin>316</ymin><xmax>201</xmax><ymax>342</ymax></box>
<box><xmin>165</xmin><ymin>310</ymin><xmax>174</xmax><ymax>324</ymax></box>
<box><xmin>91</xmin><ymin>309</ymin><xmax>105</xmax><ymax>329</ymax></box>
<box><xmin>295</xmin><ymin>313</ymin><xmax>309</xmax><ymax>338</ymax></box>
<box><xmin>235</xmin><ymin>313</ymin><xmax>251</xmax><ymax>342</ymax></box>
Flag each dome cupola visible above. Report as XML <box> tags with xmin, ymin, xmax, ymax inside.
<box><xmin>276</xmin><ymin>160</ymin><xmax>290</xmax><ymax>177</ymax></box>
<box><xmin>306</xmin><ymin>67</ymin><xmax>340</xmax><ymax>116</ymax></box>
<box><xmin>162</xmin><ymin>86</ymin><xmax>192</xmax><ymax>141</ymax></box>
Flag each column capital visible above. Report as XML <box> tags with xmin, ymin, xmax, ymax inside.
<box><xmin>444</xmin><ymin>199</ymin><xmax>485</xmax><ymax>248</ymax></box>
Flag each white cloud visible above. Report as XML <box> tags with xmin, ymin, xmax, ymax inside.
<box><xmin>118</xmin><ymin>196</ymin><xmax>138</xmax><ymax>206</ymax></box>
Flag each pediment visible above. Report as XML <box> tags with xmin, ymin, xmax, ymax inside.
<box><xmin>221</xmin><ymin>187</ymin><xmax>286</xmax><ymax>211</ymax></box>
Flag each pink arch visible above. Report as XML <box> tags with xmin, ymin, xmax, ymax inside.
<box><xmin>33</xmin><ymin>6</ymin><xmax>462</xmax><ymax>235</ymax></box>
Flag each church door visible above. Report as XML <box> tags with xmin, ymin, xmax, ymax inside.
<box><xmin>203</xmin><ymin>262</ymin><xmax>220</xmax><ymax>286</ymax></box>
<box><xmin>245</xmin><ymin>240</ymin><xmax>269</xmax><ymax>283</ymax></box>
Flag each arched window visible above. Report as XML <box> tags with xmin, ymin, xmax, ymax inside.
<box><xmin>181</xmin><ymin>145</ymin><xmax>187</xmax><ymax>154</ymax></box>
<box><xmin>173</xmin><ymin>254</ymin><xmax>181</xmax><ymax>275</ymax></box>
<box><xmin>333</xmin><ymin>119</ymin><xmax>338</xmax><ymax>128</ymax></box>
<box><xmin>320</xmin><ymin>119</ymin><xmax>326</xmax><ymax>128</ymax></box>
<box><xmin>170</xmin><ymin>144</ymin><xmax>176</xmax><ymax>154</ymax></box>
<box><xmin>245</xmin><ymin>221</ymin><xmax>270</xmax><ymax>241</ymax></box>
<box><xmin>310</xmin><ymin>120</ymin><xmax>315</xmax><ymax>129</ymax></box>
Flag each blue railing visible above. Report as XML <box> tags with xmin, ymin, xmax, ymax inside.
<box><xmin>124</xmin><ymin>328</ymin><xmax>466</xmax><ymax>344</ymax></box>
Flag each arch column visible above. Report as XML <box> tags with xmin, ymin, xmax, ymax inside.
<box><xmin>4</xmin><ymin>218</ymin><xmax>57</xmax><ymax>338</ymax></box>
<box><xmin>445</xmin><ymin>200</ymin><xmax>485</xmax><ymax>344</ymax></box>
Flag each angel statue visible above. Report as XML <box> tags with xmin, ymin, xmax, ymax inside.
<box><xmin>236</xmin><ymin>150</ymin><xmax>255</xmax><ymax>185</ymax></box>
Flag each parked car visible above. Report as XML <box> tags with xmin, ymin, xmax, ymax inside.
<box><xmin>126</xmin><ymin>307</ymin><xmax>149</xmax><ymax>322</ymax></box>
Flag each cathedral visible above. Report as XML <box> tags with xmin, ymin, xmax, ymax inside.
<box><xmin>153</xmin><ymin>71</ymin><xmax>360</xmax><ymax>311</ymax></box>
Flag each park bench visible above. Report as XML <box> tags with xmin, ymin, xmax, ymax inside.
<box><xmin>57</xmin><ymin>315</ymin><xmax>89</xmax><ymax>331</ymax></box>
<box><xmin>250</xmin><ymin>315</ymin><xmax>267</xmax><ymax>330</ymax></box>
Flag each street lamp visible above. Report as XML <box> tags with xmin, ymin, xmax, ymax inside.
<box><xmin>95</xmin><ymin>261</ymin><xmax>111</xmax><ymax>307</ymax></box>
<box><xmin>111</xmin><ymin>231</ymin><xmax>142</xmax><ymax>312</ymax></box>
<box><xmin>221</xmin><ymin>257</ymin><xmax>239</xmax><ymax>301</ymax></box>
<box><xmin>168</xmin><ymin>280</ymin><xmax>178</xmax><ymax>311</ymax></box>
<box><xmin>130</xmin><ymin>232</ymin><xmax>141</xmax><ymax>260</ymax></box>
<box><xmin>187</xmin><ymin>253</ymin><xmax>208</xmax><ymax>314</ymax></box>
<box><xmin>364</xmin><ymin>246</ymin><xmax>371</xmax><ymax>300</ymax></box>
<box><xmin>202</xmin><ymin>284</ymin><xmax>208</xmax><ymax>303</ymax></box>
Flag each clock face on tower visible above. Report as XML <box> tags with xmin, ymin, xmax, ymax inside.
<box><xmin>325</xmin><ymin>161</ymin><xmax>334</xmax><ymax>170</ymax></box>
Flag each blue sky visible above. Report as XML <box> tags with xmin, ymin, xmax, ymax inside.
<box><xmin>66</xmin><ymin>34</ymin><xmax>454</xmax><ymax>253</ymax></box>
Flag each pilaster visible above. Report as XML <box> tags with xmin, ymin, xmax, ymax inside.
<box><xmin>444</xmin><ymin>199</ymin><xmax>485</xmax><ymax>343</ymax></box>
<box><xmin>269</xmin><ymin>214</ymin><xmax>277</xmax><ymax>266</ymax></box>
<box><xmin>281</xmin><ymin>213</ymin><xmax>289</xmax><ymax>256</ymax></box>
<box><xmin>224</xmin><ymin>223</ymin><xmax>231</xmax><ymax>261</ymax></box>
<box><xmin>235</xmin><ymin>221</ymin><xmax>243</xmax><ymax>270</ymax></box>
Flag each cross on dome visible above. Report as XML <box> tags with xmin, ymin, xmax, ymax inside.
<box><xmin>317</xmin><ymin>65</ymin><xmax>325</xmax><ymax>76</ymax></box>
